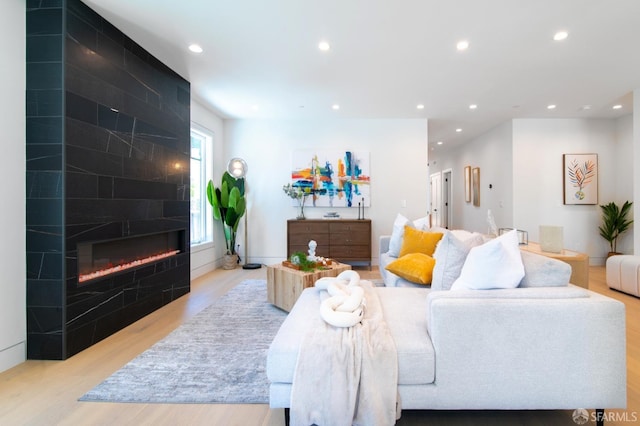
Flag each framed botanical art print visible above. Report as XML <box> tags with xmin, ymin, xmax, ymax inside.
<box><xmin>563</xmin><ymin>154</ymin><xmax>598</xmax><ymax>205</ymax></box>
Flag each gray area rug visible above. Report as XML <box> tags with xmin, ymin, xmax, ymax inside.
<box><xmin>79</xmin><ymin>279</ymin><xmax>287</xmax><ymax>404</ymax></box>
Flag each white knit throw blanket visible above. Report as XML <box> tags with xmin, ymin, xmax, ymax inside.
<box><xmin>290</xmin><ymin>281</ymin><xmax>400</xmax><ymax>426</ymax></box>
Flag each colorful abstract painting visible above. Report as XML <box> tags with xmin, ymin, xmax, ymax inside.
<box><xmin>291</xmin><ymin>151</ymin><xmax>371</xmax><ymax>207</ymax></box>
<box><xmin>563</xmin><ymin>153</ymin><xmax>598</xmax><ymax>205</ymax></box>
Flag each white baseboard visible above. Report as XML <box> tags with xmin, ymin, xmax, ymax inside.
<box><xmin>0</xmin><ymin>341</ymin><xmax>25</xmax><ymax>374</ymax></box>
<box><xmin>191</xmin><ymin>261</ymin><xmax>218</xmax><ymax>280</ymax></box>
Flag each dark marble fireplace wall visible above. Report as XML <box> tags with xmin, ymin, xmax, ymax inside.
<box><xmin>26</xmin><ymin>0</ymin><xmax>191</xmax><ymax>360</ymax></box>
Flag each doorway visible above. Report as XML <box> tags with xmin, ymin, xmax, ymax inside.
<box><xmin>430</xmin><ymin>172</ymin><xmax>442</xmax><ymax>227</ymax></box>
<box><xmin>442</xmin><ymin>169</ymin><xmax>452</xmax><ymax>229</ymax></box>
<box><xmin>430</xmin><ymin>170</ymin><xmax>453</xmax><ymax>229</ymax></box>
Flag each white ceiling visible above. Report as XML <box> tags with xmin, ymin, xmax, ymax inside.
<box><xmin>83</xmin><ymin>0</ymin><xmax>640</xmax><ymax>151</ymax></box>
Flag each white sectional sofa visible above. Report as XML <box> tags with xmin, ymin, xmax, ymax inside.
<box><xmin>267</xmin><ymin>229</ymin><xmax>627</xmax><ymax>424</ymax></box>
<box><xmin>267</xmin><ymin>281</ymin><xmax>626</xmax><ymax>423</ymax></box>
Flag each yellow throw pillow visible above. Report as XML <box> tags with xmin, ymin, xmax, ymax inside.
<box><xmin>399</xmin><ymin>226</ymin><xmax>444</xmax><ymax>257</ymax></box>
<box><xmin>385</xmin><ymin>253</ymin><xmax>436</xmax><ymax>285</ymax></box>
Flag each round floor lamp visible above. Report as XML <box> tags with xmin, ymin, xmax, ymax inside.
<box><xmin>227</xmin><ymin>158</ymin><xmax>262</xmax><ymax>270</ymax></box>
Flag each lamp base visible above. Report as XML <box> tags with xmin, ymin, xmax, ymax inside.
<box><xmin>243</xmin><ymin>263</ymin><xmax>262</xmax><ymax>270</ymax></box>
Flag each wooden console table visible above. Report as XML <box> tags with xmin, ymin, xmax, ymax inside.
<box><xmin>520</xmin><ymin>242</ymin><xmax>589</xmax><ymax>288</ymax></box>
<box><xmin>266</xmin><ymin>262</ymin><xmax>351</xmax><ymax>312</ymax></box>
<box><xmin>287</xmin><ymin>219</ymin><xmax>371</xmax><ymax>267</ymax></box>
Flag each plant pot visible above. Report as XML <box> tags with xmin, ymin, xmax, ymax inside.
<box><xmin>222</xmin><ymin>253</ymin><xmax>239</xmax><ymax>270</ymax></box>
<box><xmin>607</xmin><ymin>252</ymin><xmax>622</xmax><ymax>258</ymax></box>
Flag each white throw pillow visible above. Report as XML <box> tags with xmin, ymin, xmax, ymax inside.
<box><xmin>518</xmin><ymin>250</ymin><xmax>571</xmax><ymax>287</ymax></box>
<box><xmin>388</xmin><ymin>214</ymin><xmax>413</xmax><ymax>257</ymax></box>
<box><xmin>429</xmin><ymin>226</ymin><xmax>448</xmax><ymax>234</ymax></box>
<box><xmin>412</xmin><ymin>216</ymin><xmax>430</xmax><ymax>230</ymax></box>
<box><xmin>450</xmin><ymin>229</ymin><xmax>477</xmax><ymax>241</ymax></box>
<box><xmin>451</xmin><ymin>230</ymin><xmax>525</xmax><ymax>290</ymax></box>
<box><xmin>432</xmin><ymin>227</ymin><xmax>483</xmax><ymax>242</ymax></box>
<box><xmin>431</xmin><ymin>230</ymin><xmax>485</xmax><ymax>291</ymax></box>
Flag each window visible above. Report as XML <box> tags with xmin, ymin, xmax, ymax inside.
<box><xmin>190</xmin><ymin>125</ymin><xmax>213</xmax><ymax>246</ymax></box>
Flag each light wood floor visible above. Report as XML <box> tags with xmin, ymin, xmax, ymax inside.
<box><xmin>0</xmin><ymin>266</ymin><xmax>637</xmax><ymax>425</ymax></box>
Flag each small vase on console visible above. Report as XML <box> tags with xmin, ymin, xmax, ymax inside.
<box><xmin>283</xmin><ymin>183</ymin><xmax>310</xmax><ymax>220</ymax></box>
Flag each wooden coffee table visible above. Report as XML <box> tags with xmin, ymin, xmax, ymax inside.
<box><xmin>267</xmin><ymin>262</ymin><xmax>351</xmax><ymax>312</ymax></box>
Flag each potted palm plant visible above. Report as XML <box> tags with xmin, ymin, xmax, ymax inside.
<box><xmin>598</xmin><ymin>200</ymin><xmax>633</xmax><ymax>257</ymax></box>
<box><xmin>207</xmin><ymin>171</ymin><xmax>246</xmax><ymax>269</ymax></box>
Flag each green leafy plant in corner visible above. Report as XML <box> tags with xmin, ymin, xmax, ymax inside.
<box><xmin>206</xmin><ymin>171</ymin><xmax>246</xmax><ymax>255</ymax></box>
<box><xmin>598</xmin><ymin>200</ymin><xmax>633</xmax><ymax>254</ymax></box>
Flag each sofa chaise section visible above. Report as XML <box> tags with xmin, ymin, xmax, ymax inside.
<box><xmin>267</xmin><ymin>286</ymin><xmax>435</xmax><ymax>406</ymax></box>
<box><xmin>267</xmin><ymin>284</ymin><xmax>626</xmax><ymax>416</ymax></box>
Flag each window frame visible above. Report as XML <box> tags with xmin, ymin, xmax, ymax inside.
<box><xmin>189</xmin><ymin>124</ymin><xmax>214</xmax><ymax>248</ymax></box>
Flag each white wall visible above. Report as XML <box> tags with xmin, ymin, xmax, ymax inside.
<box><xmin>429</xmin><ymin>121</ymin><xmax>514</xmax><ymax>233</ymax></box>
<box><xmin>433</xmin><ymin>117</ymin><xmax>634</xmax><ymax>266</ymax></box>
<box><xmin>223</xmin><ymin>119</ymin><xmax>429</xmax><ymax>266</ymax></box>
<box><xmin>635</xmin><ymin>90</ymin><xmax>640</xmax><ymax>254</ymax></box>
<box><xmin>512</xmin><ymin>118</ymin><xmax>629</xmax><ymax>264</ymax></box>
<box><xmin>615</xmin><ymin>113</ymin><xmax>635</xmax><ymax>255</ymax></box>
<box><xmin>0</xmin><ymin>0</ymin><xmax>26</xmax><ymax>373</ymax></box>
<box><xmin>190</xmin><ymin>99</ymin><xmax>226</xmax><ymax>278</ymax></box>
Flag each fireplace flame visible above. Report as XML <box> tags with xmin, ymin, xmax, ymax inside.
<box><xmin>78</xmin><ymin>250</ymin><xmax>180</xmax><ymax>283</ymax></box>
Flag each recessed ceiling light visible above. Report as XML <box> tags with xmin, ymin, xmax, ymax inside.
<box><xmin>417</xmin><ymin>104</ymin><xmax>425</xmax><ymax>110</ymax></box>
<box><xmin>456</xmin><ymin>40</ymin><xmax>469</xmax><ymax>51</ymax></box>
<box><xmin>612</xmin><ymin>104</ymin><xmax>623</xmax><ymax>110</ymax></box>
<box><xmin>456</xmin><ymin>128</ymin><xmax>462</xmax><ymax>133</ymax></box>
<box><xmin>581</xmin><ymin>105</ymin><xmax>592</xmax><ymax>110</ymax></box>
<box><xmin>547</xmin><ymin>104</ymin><xmax>557</xmax><ymax>110</ymax></box>
<box><xmin>188</xmin><ymin>44</ymin><xmax>203</xmax><ymax>53</ymax></box>
<box><xmin>318</xmin><ymin>41</ymin><xmax>331</xmax><ymax>51</ymax></box>
<box><xmin>553</xmin><ymin>31</ymin><xmax>568</xmax><ymax>41</ymax></box>
<box><xmin>332</xmin><ymin>104</ymin><xmax>340</xmax><ymax>110</ymax></box>
<box><xmin>437</xmin><ymin>141</ymin><xmax>443</xmax><ymax>145</ymax></box>
<box><xmin>469</xmin><ymin>104</ymin><xmax>477</xmax><ymax>110</ymax></box>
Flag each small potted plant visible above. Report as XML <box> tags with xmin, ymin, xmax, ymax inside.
<box><xmin>207</xmin><ymin>172</ymin><xmax>246</xmax><ymax>269</ymax></box>
<box><xmin>598</xmin><ymin>200</ymin><xmax>633</xmax><ymax>257</ymax></box>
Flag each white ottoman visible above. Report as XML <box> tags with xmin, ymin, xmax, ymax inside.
<box><xmin>606</xmin><ymin>255</ymin><xmax>640</xmax><ymax>297</ymax></box>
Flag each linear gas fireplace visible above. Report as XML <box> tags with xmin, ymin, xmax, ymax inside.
<box><xmin>77</xmin><ymin>231</ymin><xmax>186</xmax><ymax>284</ymax></box>
<box><xmin>26</xmin><ymin>0</ymin><xmax>191</xmax><ymax>360</ymax></box>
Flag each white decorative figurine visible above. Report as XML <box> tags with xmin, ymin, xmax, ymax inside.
<box><xmin>307</xmin><ymin>240</ymin><xmax>317</xmax><ymax>261</ymax></box>
<box><xmin>487</xmin><ymin>209</ymin><xmax>498</xmax><ymax>237</ymax></box>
